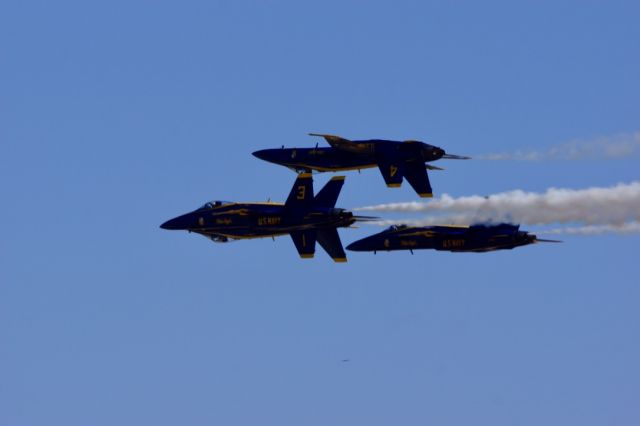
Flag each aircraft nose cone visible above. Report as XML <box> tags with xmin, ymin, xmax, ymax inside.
<box><xmin>346</xmin><ymin>239</ymin><xmax>367</xmax><ymax>252</ymax></box>
<box><xmin>252</xmin><ymin>149</ymin><xmax>269</xmax><ymax>161</ymax></box>
<box><xmin>160</xmin><ymin>216</ymin><xmax>187</xmax><ymax>230</ymax></box>
<box><xmin>160</xmin><ymin>218</ymin><xmax>177</xmax><ymax>230</ymax></box>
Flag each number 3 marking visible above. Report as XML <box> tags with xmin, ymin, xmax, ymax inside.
<box><xmin>297</xmin><ymin>185</ymin><xmax>306</xmax><ymax>200</ymax></box>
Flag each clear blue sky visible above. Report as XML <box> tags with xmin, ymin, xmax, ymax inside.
<box><xmin>2</xmin><ymin>1</ymin><xmax>639</xmax><ymax>425</ymax></box>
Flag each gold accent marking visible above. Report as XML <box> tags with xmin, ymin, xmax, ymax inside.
<box><xmin>289</xmin><ymin>163</ymin><xmax>377</xmax><ymax>172</ymax></box>
<box><xmin>296</xmin><ymin>185</ymin><xmax>306</xmax><ymax>200</ymax></box>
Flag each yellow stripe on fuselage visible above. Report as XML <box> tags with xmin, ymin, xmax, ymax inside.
<box><xmin>208</xmin><ymin>232</ymin><xmax>289</xmax><ymax>240</ymax></box>
<box><xmin>209</xmin><ymin>202</ymin><xmax>285</xmax><ymax>208</ymax></box>
<box><xmin>288</xmin><ymin>163</ymin><xmax>378</xmax><ymax>172</ymax></box>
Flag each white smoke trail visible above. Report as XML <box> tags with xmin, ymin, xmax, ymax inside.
<box><xmin>477</xmin><ymin>132</ymin><xmax>640</xmax><ymax>161</ymax></box>
<box><xmin>539</xmin><ymin>221</ymin><xmax>640</xmax><ymax>235</ymax></box>
<box><xmin>356</xmin><ymin>181</ymin><xmax>640</xmax><ymax>227</ymax></box>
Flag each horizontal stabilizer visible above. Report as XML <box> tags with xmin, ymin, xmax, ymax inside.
<box><xmin>442</xmin><ymin>153</ymin><xmax>471</xmax><ymax>160</ymax></box>
<box><xmin>535</xmin><ymin>238</ymin><xmax>563</xmax><ymax>243</ymax></box>
<box><xmin>425</xmin><ymin>164</ymin><xmax>444</xmax><ymax>171</ymax></box>
<box><xmin>353</xmin><ymin>215</ymin><xmax>380</xmax><ymax>222</ymax></box>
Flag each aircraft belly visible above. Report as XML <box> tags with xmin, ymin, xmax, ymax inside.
<box><xmin>280</xmin><ymin>149</ymin><xmax>376</xmax><ymax>171</ymax></box>
<box><xmin>293</xmin><ymin>159</ymin><xmax>376</xmax><ymax>172</ymax></box>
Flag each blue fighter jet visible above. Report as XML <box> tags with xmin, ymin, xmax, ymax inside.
<box><xmin>253</xmin><ymin>133</ymin><xmax>469</xmax><ymax>198</ymax></box>
<box><xmin>161</xmin><ymin>174</ymin><xmax>373</xmax><ymax>262</ymax></box>
<box><xmin>347</xmin><ymin>224</ymin><xmax>561</xmax><ymax>254</ymax></box>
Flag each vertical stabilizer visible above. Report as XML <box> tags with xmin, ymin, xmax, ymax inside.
<box><xmin>285</xmin><ymin>173</ymin><xmax>314</xmax><ymax>209</ymax></box>
<box><xmin>313</xmin><ymin>176</ymin><xmax>345</xmax><ymax>207</ymax></box>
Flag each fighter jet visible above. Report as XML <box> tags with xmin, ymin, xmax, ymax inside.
<box><xmin>346</xmin><ymin>223</ymin><xmax>561</xmax><ymax>254</ymax></box>
<box><xmin>252</xmin><ymin>133</ymin><xmax>469</xmax><ymax>198</ymax></box>
<box><xmin>161</xmin><ymin>174</ymin><xmax>371</xmax><ymax>262</ymax></box>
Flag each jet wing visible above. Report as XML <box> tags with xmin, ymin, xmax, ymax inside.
<box><xmin>309</xmin><ymin>133</ymin><xmax>351</xmax><ymax>146</ymax></box>
<box><xmin>308</xmin><ymin>133</ymin><xmax>354</xmax><ymax>151</ymax></box>
<box><xmin>316</xmin><ymin>228</ymin><xmax>347</xmax><ymax>262</ymax></box>
<box><xmin>290</xmin><ymin>230</ymin><xmax>317</xmax><ymax>259</ymax></box>
<box><xmin>377</xmin><ymin>161</ymin><xmax>404</xmax><ymax>188</ymax></box>
<box><xmin>309</xmin><ymin>133</ymin><xmax>374</xmax><ymax>154</ymax></box>
<box><xmin>403</xmin><ymin>162</ymin><xmax>433</xmax><ymax>198</ymax></box>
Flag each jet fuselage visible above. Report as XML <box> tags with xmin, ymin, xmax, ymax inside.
<box><xmin>160</xmin><ymin>173</ymin><xmax>362</xmax><ymax>261</ymax></box>
<box><xmin>161</xmin><ymin>202</ymin><xmax>355</xmax><ymax>242</ymax></box>
<box><xmin>347</xmin><ymin>224</ymin><xmax>540</xmax><ymax>253</ymax></box>
<box><xmin>253</xmin><ymin>134</ymin><xmax>468</xmax><ymax>198</ymax></box>
<box><xmin>253</xmin><ymin>141</ymin><xmax>445</xmax><ymax>173</ymax></box>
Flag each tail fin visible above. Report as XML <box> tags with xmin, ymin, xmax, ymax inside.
<box><xmin>290</xmin><ymin>230</ymin><xmax>317</xmax><ymax>259</ymax></box>
<box><xmin>285</xmin><ymin>173</ymin><xmax>314</xmax><ymax>209</ymax></box>
<box><xmin>313</xmin><ymin>176</ymin><xmax>345</xmax><ymax>207</ymax></box>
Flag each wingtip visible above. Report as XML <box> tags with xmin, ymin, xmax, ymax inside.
<box><xmin>419</xmin><ymin>193</ymin><xmax>433</xmax><ymax>198</ymax></box>
<box><xmin>300</xmin><ymin>253</ymin><xmax>315</xmax><ymax>259</ymax></box>
<box><xmin>333</xmin><ymin>257</ymin><xmax>348</xmax><ymax>263</ymax></box>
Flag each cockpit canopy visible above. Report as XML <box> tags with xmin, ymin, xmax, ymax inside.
<box><xmin>199</xmin><ymin>200</ymin><xmax>232</xmax><ymax>210</ymax></box>
<box><xmin>386</xmin><ymin>224</ymin><xmax>409</xmax><ymax>232</ymax></box>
